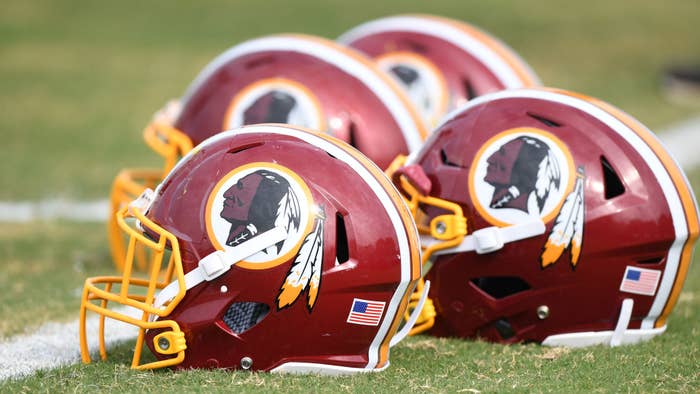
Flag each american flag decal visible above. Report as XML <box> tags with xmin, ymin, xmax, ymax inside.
<box><xmin>347</xmin><ymin>298</ymin><xmax>386</xmax><ymax>326</ymax></box>
<box><xmin>619</xmin><ymin>266</ymin><xmax>661</xmax><ymax>296</ymax></box>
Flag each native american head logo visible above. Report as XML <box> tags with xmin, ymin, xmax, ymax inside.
<box><xmin>469</xmin><ymin>128</ymin><xmax>586</xmax><ymax>269</ymax></box>
<box><xmin>206</xmin><ymin>163</ymin><xmax>326</xmax><ymax>311</ymax></box>
<box><xmin>219</xmin><ymin>169</ymin><xmax>300</xmax><ymax>249</ymax></box>
<box><xmin>471</xmin><ymin>128</ymin><xmax>574</xmax><ymax>225</ymax></box>
<box><xmin>483</xmin><ymin>135</ymin><xmax>561</xmax><ymax>214</ymax></box>
<box><xmin>224</xmin><ymin>78</ymin><xmax>324</xmax><ymax>131</ymax></box>
<box><xmin>376</xmin><ymin>52</ymin><xmax>448</xmax><ymax>127</ymax></box>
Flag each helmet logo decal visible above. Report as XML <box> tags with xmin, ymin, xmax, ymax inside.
<box><xmin>376</xmin><ymin>52</ymin><xmax>448</xmax><ymax>127</ymax></box>
<box><xmin>224</xmin><ymin>78</ymin><xmax>325</xmax><ymax>131</ymax></box>
<box><xmin>541</xmin><ymin>167</ymin><xmax>586</xmax><ymax>269</ymax></box>
<box><xmin>206</xmin><ymin>162</ymin><xmax>327</xmax><ymax>311</ymax></box>
<box><xmin>277</xmin><ymin>206</ymin><xmax>326</xmax><ymax>311</ymax></box>
<box><xmin>206</xmin><ymin>163</ymin><xmax>315</xmax><ymax>270</ymax></box>
<box><xmin>469</xmin><ymin>128</ymin><xmax>576</xmax><ymax>227</ymax></box>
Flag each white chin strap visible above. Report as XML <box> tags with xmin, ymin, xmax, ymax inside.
<box><xmin>542</xmin><ymin>298</ymin><xmax>666</xmax><ymax>347</ymax></box>
<box><xmin>610</xmin><ymin>298</ymin><xmax>634</xmax><ymax>347</ymax></box>
<box><xmin>425</xmin><ymin>219</ymin><xmax>546</xmax><ymax>256</ymax></box>
<box><xmin>153</xmin><ymin>226</ymin><xmax>288</xmax><ymax>310</ymax></box>
<box><xmin>390</xmin><ymin>280</ymin><xmax>431</xmax><ymax>347</ymax></box>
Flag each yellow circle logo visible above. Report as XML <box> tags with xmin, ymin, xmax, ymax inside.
<box><xmin>468</xmin><ymin>128</ymin><xmax>575</xmax><ymax>227</ymax></box>
<box><xmin>205</xmin><ymin>162</ymin><xmax>314</xmax><ymax>270</ymax></box>
<box><xmin>376</xmin><ymin>51</ymin><xmax>449</xmax><ymax>127</ymax></box>
<box><xmin>223</xmin><ymin>78</ymin><xmax>325</xmax><ymax>132</ymax></box>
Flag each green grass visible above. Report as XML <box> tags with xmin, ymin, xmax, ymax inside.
<box><xmin>0</xmin><ymin>262</ymin><xmax>698</xmax><ymax>392</ymax></box>
<box><xmin>1</xmin><ymin>0</ymin><xmax>700</xmax><ymax>392</ymax></box>
<box><xmin>1</xmin><ymin>0</ymin><xmax>699</xmax><ymax>199</ymax></box>
<box><xmin>0</xmin><ymin>194</ymin><xmax>698</xmax><ymax>392</ymax></box>
<box><xmin>0</xmin><ymin>341</ymin><xmax>690</xmax><ymax>393</ymax></box>
<box><xmin>0</xmin><ymin>222</ymin><xmax>109</xmax><ymax>336</ymax></box>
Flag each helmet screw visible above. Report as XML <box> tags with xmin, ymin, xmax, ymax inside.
<box><xmin>240</xmin><ymin>356</ymin><xmax>253</xmax><ymax>370</ymax></box>
<box><xmin>435</xmin><ymin>221</ymin><xmax>447</xmax><ymax>235</ymax></box>
<box><xmin>537</xmin><ymin>305</ymin><xmax>550</xmax><ymax>320</ymax></box>
<box><xmin>158</xmin><ymin>337</ymin><xmax>170</xmax><ymax>351</ymax></box>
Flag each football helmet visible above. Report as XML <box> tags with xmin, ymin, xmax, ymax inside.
<box><xmin>391</xmin><ymin>88</ymin><xmax>698</xmax><ymax>346</ymax></box>
<box><xmin>338</xmin><ymin>14</ymin><xmax>541</xmax><ymax>127</ymax></box>
<box><xmin>108</xmin><ymin>34</ymin><xmax>427</xmax><ymax>271</ymax></box>
<box><xmin>82</xmin><ymin>124</ymin><xmax>423</xmax><ymax>373</ymax></box>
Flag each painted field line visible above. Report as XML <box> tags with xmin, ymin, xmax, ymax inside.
<box><xmin>0</xmin><ymin>199</ymin><xmax>109</xmax><ymax>223</ymax></box>
<box><xmin>0</xmin><ymin>306</ymin><xmax>141</xmax><ymax>381</ymax></box>
<box><xmin>657</xmin><ymin>114</ymin><xmax>700</xmax><ymax>170</ymax></box>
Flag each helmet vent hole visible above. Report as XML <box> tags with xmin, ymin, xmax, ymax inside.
<box><xmin>601</xmin><ymin>156</ymin><xmax>625</xmax><ymax>199</ymax></box>
<box><xmin>638</xmin><ymin>256</ymin><xmax>664</xmax><ymax>265</ymax></box>
<box><xmin>335</xmin><ymin>213</ymin><xmax>350</xmax><ymax>264</ymax></box>
<box><xmin>462</xmin><ymin>79</ymin><xmax>477</xmax><ymax>100</ymax></box>
<box><xmin>440</xmin><ymin>148</ymin><xmax>463</xmax><ymax>168</ymax></box>
<box><xmin>470</xmin><ymin>276</ymin><xmax>530</xmax><ymax>299</ymax></box>
<box><xmin>227</xmin><ymin>142</ymin><xmax>264</xmax><ymax>155</ymax></box>
<box><xmin>347</xmin><ymin>122</ymin><xmax>358</xmax><ymax>149</ymax></box>
<box><xmin>222</xmin><ymin>302</ymin><xmax>270</xmax><ymax>334</ymax></box>
<box><xmin>526</xmin><ymin>112</ymin><xmax>561</xmax><ymax>128</ymax></box>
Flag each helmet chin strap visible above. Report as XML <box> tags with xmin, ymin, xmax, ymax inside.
<box><xmin>610</xmin><ymin>298</ymin><xmax>634</xmax><ymax>347</ymax></box>
<box><xmin>425</xmin><ymin>219</ymin><xmax>546</xmax><ymax>255</ymax></box>
<box><xmin>390</xmin><ymin>280</ymin><xmax>431</xmax><ymax>347</ymax></box>
<box><xmin>153</xmin><ymin>226</ymin><xmax>288</xmax><ymax>310</ymax></box>
<box><xmin>542</xmin><ymin>298</ymin><xmax>648</xmax><ymax>348</ymax></box>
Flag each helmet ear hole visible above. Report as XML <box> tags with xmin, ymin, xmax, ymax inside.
<box><xmin>470</xmin><ymin>276</ymin><xmax>531</xmax><ymax>299</ymax></box>
<box><xmin>222</xmin><ymin>302</ymin><xmax>270</xmax><ymax>334</ymax></box>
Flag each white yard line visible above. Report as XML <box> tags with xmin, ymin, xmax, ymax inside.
<box><xmin>0</xmin><ymin>199</ymin><xmax>109</xmax><ymax>223</ymax></box>
<box><xmin>656</xmin><ymin>115</ymin><xmax>700</xmax><ymax>170</ymax></box>
<box><xmin>0</xmin><ymin>114</ymin><xmax>698</xmax><ymax>381</ymax></box>
<box><xmin>0</xmin><ymin>306</ymin><xmax>141</xmax><ymax>381</ymax></box>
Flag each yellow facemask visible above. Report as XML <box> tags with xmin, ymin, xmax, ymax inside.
<box><xmin>386</xmin><ymin>155</ymin><xmax>468</xmax><ymax>335</ymax></box>
<box><xmin>107</xmin><ymin>123</ymin><xmax>193</xmax><ymax>272</ymax></box>
<box><xmin>83</xmin><ymin>194</ymin><xmax>188</xmax><ymax>369</ymax></box>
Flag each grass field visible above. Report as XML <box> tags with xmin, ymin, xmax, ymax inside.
<box><xmin>1</xmin><ymin>0</ymin><xmax>699</xmax><ymax>392</ymax></box>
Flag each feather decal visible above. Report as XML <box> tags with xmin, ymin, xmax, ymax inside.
<box><xmin>540</xmin><ymin>167</ymin><xmax>585</xmax><ymax>269</ymax></box>
<box><xmin>535</xmin><ymin>150</ymin><xmax>562</xmax><ymax>213</ymax></box>
<box><xmin>276</xmin><ymin>187</ymin><xmax>301</xmax><ymax>233</ymax></box>
<box><xmin>276</xmin><ymin>206</ymin><xmax>325</xmax><ymax>311</ymax></box>
<box><xmin>570</xmin><ymin>186</ymin><xmax>584</xmax><ymax>267</ymax></box>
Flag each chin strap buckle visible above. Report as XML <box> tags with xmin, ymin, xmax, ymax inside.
<box><xmin>471</xmin><ymin>227</ymin><xmax>505</xmax><ymax>254</ymax></box>
<box><xmin>430</xmin><ymin>219</ymin><xmax>546</xmax><ymax>256</ymax></box>
<box><xmin>198</xmin><ymin>250</ymin><xmax>229</xmax><ymax>281</ymax></box>
<box><xmin>152</xmin><ymin>226</ymin><xmax>287</xmax><ymax>310</ymax></box>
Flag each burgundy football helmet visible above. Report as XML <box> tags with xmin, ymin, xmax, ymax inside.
<box><xmin>338</xmin><ymin>14</ymin><xmax>541</xmax><ymax>127</ymax></box>
<box><xmin>108</xmin><ymin>34</ymin><xmax>427</xmax><ymax>271</ymax></box>
<box><xmin>82</xmin><ymin>124</ymin><xmax>423</xmax><ymax>373</ymax></box>
<box><xmin>391</xmin><ymin>88</ymin><xmax>698</xmax><ymax>346</ymax></box>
